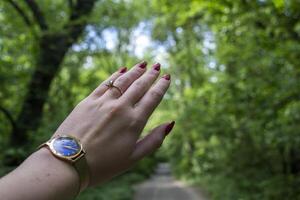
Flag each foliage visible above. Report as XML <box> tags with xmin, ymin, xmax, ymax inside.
<box><xmin>151</xmin><ymin>0</ymin><xmax>300</xmax><ymax>199</ymax></box>
<box><xmin>0</xmin><ymin>0</ymin><xmax>155</xmax><ymax>199</ymax></box>
<box><xmin>1</xmin><ymin>0</ymin><xmax>300</xmax><ymax>200</ymax></box>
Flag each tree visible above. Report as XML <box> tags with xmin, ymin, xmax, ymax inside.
<box><xmin>0</xmin><ymin>0</ymin><xmax>150</xmax><ymax>165</ymax></box>
<box><xmin>151</xmin><ymin>0</ymin><xmax>300</xmax><ymax>199</ymax></box>
<box><xmin>3</xmin><ymin>0</ymin><xmax>97</xmax><ymax>150</ymax></box>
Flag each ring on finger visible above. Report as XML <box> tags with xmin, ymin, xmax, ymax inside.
<box><xmin>105</xmin><ymin>80</ymin><xmax>123</xmax><ymax>96</ymax></box>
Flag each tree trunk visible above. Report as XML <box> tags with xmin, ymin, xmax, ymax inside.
<box><xmin>6</xmin><ymin>0</ymin><xmax>97</xmax><ymax>165</ymax></box>
<box><xmin>11</xmin><ymin>33</ymin><xmax>71</xmax><ymax>146</ymax></box>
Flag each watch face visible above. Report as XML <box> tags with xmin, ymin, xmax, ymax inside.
<box><xmin>51</xmin><ymin>136</ymin><xmax>81</xmax><ymax>158</ymax></box>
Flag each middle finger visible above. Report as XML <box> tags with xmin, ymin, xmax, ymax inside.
<box><xmin>101</xmin><ymin>61</ymin><xmax>147</xmax><ymax>100</ymax></box>
<box><xmin>120</xmin><ymin>63</ymin><xmax>161</xmax><ymax>105</ymax></box>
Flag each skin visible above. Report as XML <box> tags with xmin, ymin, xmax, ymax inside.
<box><xmin>0</xmin><ymin>61</ymin><xmax>174</xmax><ymax>200</ymax></box>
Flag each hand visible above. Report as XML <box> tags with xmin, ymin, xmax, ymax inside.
<box><xmin>53</xmin><ymin>61</ymin><xmax>175</xmax><ymax>186</ymax></box>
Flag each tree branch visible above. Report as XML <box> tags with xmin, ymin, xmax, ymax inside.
<box><xmin>10</xmin><ymin>0</ymin><xmax>98</xmax><ymax>148</ymax></box>
<box><xmin>69</xmin><ymin>0</ymin><xmax>96</xmax><ymax>22</ymax></box>
<box><xmin>65</xmin><ymin>0</ymin><xmax>97</xmax><ymax>45</ymax></box>
<box><xmin>0</xmin><ymin>106</ymin><xmax>17</xmax><ymax>131</ymax></box>
<box><xmin>68</xmin><ymin>0</ymin><xmax>74</xmax><ymax>10</ymax></box>
<box><xmin>23</xmin><ymin>0</ymin><xmax>48</xmax><ymax>30</ymax></box>
<box><xmin>68</xmin><ymin>0</ymin><xmax>74</xmax><ymax>16</ymax></box>
<box><xmin>274</xmin><ymin>93</ymin><xmax>300</xmax><ymax>111</ymax></box>
<box><xmin>6</xmin><ymin>0</ymin><xmax>32</xmax><ymax>27</ymax></box>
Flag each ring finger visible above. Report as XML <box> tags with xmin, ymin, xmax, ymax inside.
<box><xmin>89</xmin><ymin>66</ymin><xmax>127</xmax><ymax>99</ymax></box>
<box><xmin>101</xmin><ymin>61</ymin><xmax>147</xmax><ymax>100</ymax></box>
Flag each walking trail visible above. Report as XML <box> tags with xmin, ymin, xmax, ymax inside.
<box><xmin>134</xmin><ymin>163</ymin><xmax>208</xmax><ymax>200</ymax></box>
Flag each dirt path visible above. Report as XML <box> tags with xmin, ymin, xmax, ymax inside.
<box><xmin>134</xmin><ymin>163</ymin><xmax>208</xmax><ymax>200</ymax></box>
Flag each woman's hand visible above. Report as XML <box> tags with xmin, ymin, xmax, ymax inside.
<box><xmin>53</xmin><ymin>61</ymin><xmax>175</xmax><ymax>186</ymax></box>
<box><xmin>0</xmin><ymin>61</ymin><xmax>175</xmax><ymax>200</ymax></box>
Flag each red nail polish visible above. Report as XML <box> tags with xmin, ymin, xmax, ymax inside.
<box><xmin>119</xmin><ymin>67</ymin><xmax>127</xmax><ymax>73</ymax></box>
<box><xmin>153</xmin><ymin>63</ymin><xmax>160</xmax><ymax>71</ymax></box>
<box><xmin>138</xmin><ymin>61</ymin><xmax>147</xmax><ymax>69</ymax></box>
<box><xmin>162</xmin><ymin>74</ymin><xmax>171</xmax><ymax>80</ymax></box>
<box><xmin>165</xmin><ymin>121</ymin><xmax>175</xmax><ymax>136</ymax></box>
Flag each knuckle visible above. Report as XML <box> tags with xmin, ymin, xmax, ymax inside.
<box><xmin>130</xmin><ymin>69</ymin><xmax>144</xmax><ymax>79</ymax></box>
<box><xmin>146</xmin><ymin>72</ymin><xmax>157</xmax><ymax>81</ymax></box>
<box><xmin>107</xmin><ymin>102</ymin><xmax>123</xmax><ymax>115</ymax></box>
<box><xmin>74</xmin><ymin>98</ymin><xmax>98</xmax><ymax>113</ymax></box>
<box><xmin>116</xmin><ymin>76</ymin><xmax>131</xmax><ymax>86</ymax></box>
<box><xmin>134</xmin><ymin>80</ymin><xmax>147</xmax><ymax>90</ymax></box>
<box><xmin>148</xmin><ymin>70</ymin><xmax>158</xmax><ymax>77</ymax></box>
<box><xmin>128</xmin><ymin>116</ymin><xmax>146</xmax><ymax>129</ymax></box>
<box><xmin>76</xmin><ymin>99</ymin><xmax>86</xmax><ymax>107</ymax></box>
<box><xmin>149</xmin><ymin>89</ymin><xmax>163</xmax><ymax>101</ymax></box>
<box><xmin>76</xmin><ymin>98</ymin><xmax>91</xmax><ymax>108</ymax></box>
<box><xmin>110</xmin><ymin>88</ymin><xmax>122</xmax><ymax>98</ymax></box>
<box><xmin>135</xmin><ymin>67</ymin><xmax>145</xmax><ymax>74</ymax></box>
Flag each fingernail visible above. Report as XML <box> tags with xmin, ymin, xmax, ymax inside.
<box><xmin>153</xmin><ymin>63</ymin><xmax>160</xmax><ymax>71</ymax></box>
<box><xmin>119</xmin><ymin>67</ymin><xmax>127</xmax><ymax>73</ymax></box>
<box><xmin>138</xmin><ymin>61</ymin><xmax>147</xmax><ymax>69</ymax></box>
<box><xmin>165</xmin><ymin>121</ymin><xmax>175</xmax><ymax>136</ymax></box>
<box><xmin>162</xmin><ymin>74</ymin><xmax>171</xmax><ymax>80</ymax></box>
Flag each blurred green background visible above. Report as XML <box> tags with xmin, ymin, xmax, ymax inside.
<box><xmin>1</xmin><ymin>0</ymin><xmax>300</xmax><ymax>199</ymax></box>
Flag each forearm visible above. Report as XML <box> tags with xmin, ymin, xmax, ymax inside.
<box><xmin>0</xmin><ymin>62</ymin><xmax>174</xmax><ymax>199</ymax></box>
<box><xmin>0</xmin><ymin>148</ymin><xmax>79</xmax><ymax>200</ymax></box>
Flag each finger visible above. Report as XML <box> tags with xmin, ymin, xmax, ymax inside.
<box><xmin>134</xmin><ymin>74</ymin><xmax>171</xmax><ymax>118</ymax></box>
<box><xmin>89</xmin><ymin>67</ymin><xmax>127</xmax><ymax>98</ymax></box>
<box><xmin>130</xmin><ymin>121</ymin><xmax>175</xmax><ymax>161</ymax></box>
<box><xmin>121</xmin><ymin>63</ymin><xmax>161</xmax><ymax>105</ymax></box>
<box><xmin>101</xmin><ymin>61</ymin><xmax>147</xmax><ymax>100</ymax></box>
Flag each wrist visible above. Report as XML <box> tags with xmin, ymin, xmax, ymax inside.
<box><xmin>38</xmin><ymin>135</ymin><xmax>90</xmax><ymax>193</ymax></box>
<box><xmin>29</xmin><ymin>148</ymin><xmax>80</xmax><ymax>197</ymax></box>
<box><xmin>0</xmin><ymin>148</ymin><xmax>80</xmax><ymax>200</ymax></box>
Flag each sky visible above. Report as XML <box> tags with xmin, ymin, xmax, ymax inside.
<box><xmin>73</xmin><ymin>21</ymin><xmax>216</xmax><ymax>71</ymax></box>
<box><xmin>73</xmin><ymin>22</ymin><xmax>165</xmax><ymax>57</ymax></box>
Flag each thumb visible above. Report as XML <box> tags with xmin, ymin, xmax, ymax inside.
<box><xmin>130</xmin><ymin>121</ymin><xmax>175</xmax><ymax>161</ymax></box>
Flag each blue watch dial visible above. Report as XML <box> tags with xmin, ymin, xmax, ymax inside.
<box><xmin>52</xmin><ymin>136</ymin><xmax>80</xmax><ymax>157</ymax></box>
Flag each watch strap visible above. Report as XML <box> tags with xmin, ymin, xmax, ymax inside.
<box><xmin>37</xmin><ymin>138</ymin><xmax>89</xmax><ymax>194</ymax></box>
<box><xmin>73</xmin><ymin>152</ymin><xmax>89</xmax><ymax>193</ymax></box>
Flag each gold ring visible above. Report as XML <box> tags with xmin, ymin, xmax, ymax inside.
<box><xmin>105</xmin><ymin>80</ymin><xmax>123</xmax><ymax>95</ymax></box>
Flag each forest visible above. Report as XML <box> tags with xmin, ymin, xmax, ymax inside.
<box><xmin>1</xmin><ymin>0</ymin><xmax>300</xmax><ymax>199</ymax></box>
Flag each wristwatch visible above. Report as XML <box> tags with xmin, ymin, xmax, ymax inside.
<box><xmin>38</xmin><ymin>135</ymin><xmax>89</xmax><ymax>193</ymax></box>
